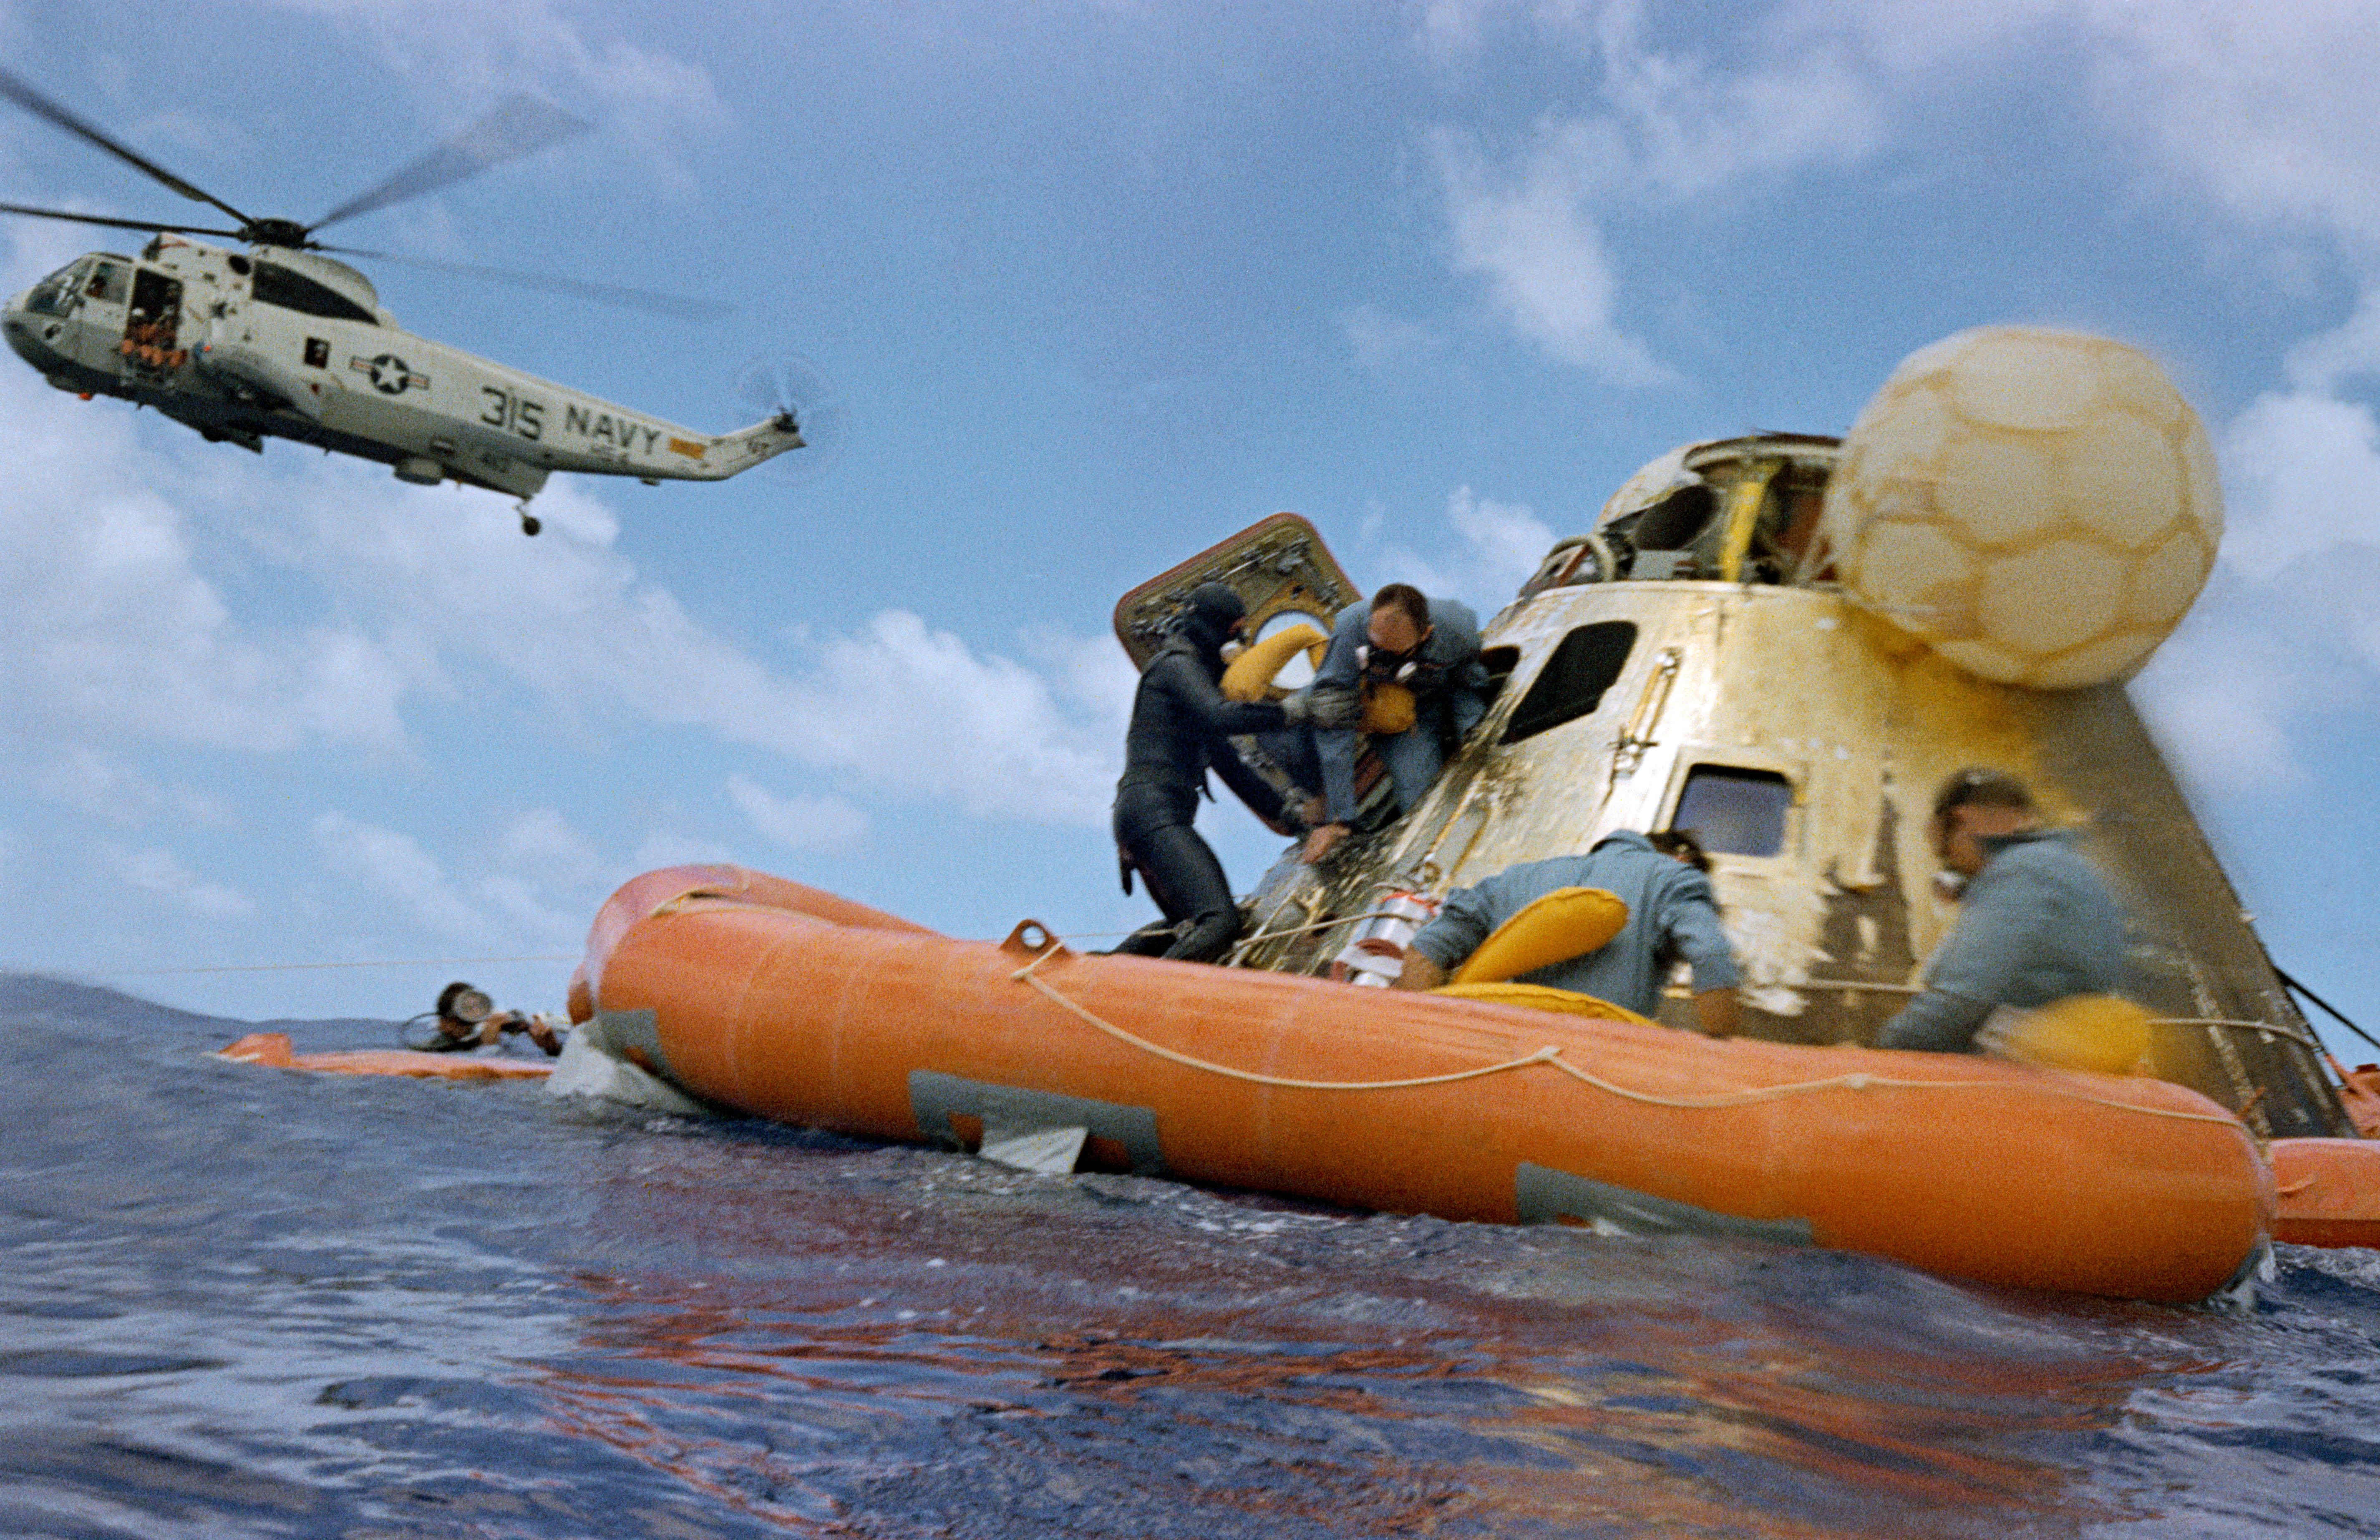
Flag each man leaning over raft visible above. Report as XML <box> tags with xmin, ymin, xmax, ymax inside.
<box><xmin>1878</xmin><ymin>767</ymin><xmax>2131</xmax><ymax>1054</ymax></box>
<box><xmin>1392</xmin><ymin>830</ymin><xmax>1742</xmax><ymax>1037</ymax></box>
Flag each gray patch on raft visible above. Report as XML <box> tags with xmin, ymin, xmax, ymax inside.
<box><xmin>909</xmin><ymin>1070</ymin><xmax>1166</xmax><ymax>1176</ymax></box>
<box><xmin>1515</xmin><ymin>1162</ymin><xmax>1815</xmax><ymax>1246</ymax></box>
<box><xmin>592</xmin><ymin>1008</ymin><xmax>677</xmax><ymax>1083</ymax></box>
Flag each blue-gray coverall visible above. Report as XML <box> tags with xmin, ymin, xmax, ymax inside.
<box><xmin>1407</xmin><ymin>832</ymin><xmax>1741</xmax><ymax>1017</ymax></box>
<box><xmin>1303</xmin><ymin>599</ymin><xmax>1491</xmax><ymax>826</ymax></box>
<box><xmin>1877</xmin><ymin>829</ymin><xmax>2130</xmax><ymax>1054</ymax></box>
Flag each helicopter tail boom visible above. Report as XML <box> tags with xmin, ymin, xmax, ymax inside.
<box><xmin>663</xmin><ymin>414</ymin><xmax>807</xmax><ymax>482</ymax></box>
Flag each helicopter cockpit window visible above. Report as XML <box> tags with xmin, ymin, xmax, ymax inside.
<box><xmin>22</xmin><ymin>259</ymin><xmax>85</xmax><ymax>317</ymax></box>
<box><xmin>83</xmin><ymin>260</ymin><xmax>129</xmax><ymax>305</ymax></box>
<box><xmin>1672</xmin><ymin>765</ymin><xmax>1793</xmax><ymax>858</ymax></box>
<box><xmin>251</xmin><ymin>262</ymin><xmax>378</xmax><ymax>325</ymax></box>
<box><xmin>1502</xmin><ymin>620</ymin><xmax>1636</xmax><ymax>745</ymax></box>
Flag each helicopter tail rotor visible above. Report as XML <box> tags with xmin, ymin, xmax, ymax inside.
<box><xmin>731</xmin><ymin>352</ymin><xmax>847</xmax><ymax>485</ymax></box>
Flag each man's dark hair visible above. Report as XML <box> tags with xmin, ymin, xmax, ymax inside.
<box><xmin>1931</xmin><ymin>766</ymin><xmax>2035</xmax><ymax>823</ymax></box>
<box><xmin>1370</xmin><ymin>583</ymin><xmax>1430</xmax><ymax>629</ymax></box>
<box><xmin>1649</xmin><ymin>829</ymin><xmax>1711</xmax><ymax>873</ymax></box>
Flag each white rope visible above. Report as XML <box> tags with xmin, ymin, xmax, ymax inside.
<box><xmin>1007</xmin><ymin>938</ymin><xmax>2247</xmax><ymax>1127</ymax></box>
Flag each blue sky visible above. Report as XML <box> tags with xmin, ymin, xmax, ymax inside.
<box><xmin>2</xmin><ymin>0</ymin><xmax>2377</xmax><ymax>1056</ymax></box>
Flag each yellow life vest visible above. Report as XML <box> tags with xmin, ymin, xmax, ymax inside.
<box><xmin>1448</xmin><ymin>886</ymin><xmax>1629</xmax><ymax>986</ymax></box>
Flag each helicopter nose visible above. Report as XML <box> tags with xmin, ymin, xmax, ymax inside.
<box><xmin>2</xmin><ymin>297</ymin><xmax>63</xmax><ymax>371</ymax></box>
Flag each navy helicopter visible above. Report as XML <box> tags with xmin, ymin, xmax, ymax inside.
<box><xmin>0</xmin><ymin>70</ymin><xmax>809</xmax><ymax>534</ymax></box>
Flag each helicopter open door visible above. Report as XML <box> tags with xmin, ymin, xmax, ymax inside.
<box><xmin>1113</xmin><ymin>513</ymin><xmax>1404</xmax><ymax>830</ymax></box>
<box><xmin>121</xmin><ymin>265</ymin><xmax>185</xmax><ymax>373</ymax></box>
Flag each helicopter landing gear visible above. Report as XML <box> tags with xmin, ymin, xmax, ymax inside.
<box><xmin>516</xmin><ymin>504</ymin><xmax>540</xmax><ymax>536</ymax></box>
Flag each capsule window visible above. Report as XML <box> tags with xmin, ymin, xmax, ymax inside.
<box><xmin>1672</xmin><ymin>765</ymin><xmax>1793</xmax><ymax>858</ymax></box>
<box><xmin>1502</xmin><ymin>621</ymin><xmax>1636</xmax><ymax>744</ymax></box>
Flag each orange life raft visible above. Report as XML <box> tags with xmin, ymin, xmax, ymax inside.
<box><xmin>573</xmin><ymin>865</ymin><xmax>2274</xmax><ymax>1304</ymax></box>
<box><xmin>217</xmin><ymin>1032</ymin><xmax>553</xmax><ymax>1081</ymax></box>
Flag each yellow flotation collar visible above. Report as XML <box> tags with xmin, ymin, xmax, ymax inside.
<box><xmin>1220</xmin><ymin>622</ymin><xmax>1329</xmax><ymax>703</ymax></box>
<box><xmin>1984</xmin><ymin>994</ymin><xmax>2153</xmax><ymax>1076</ymax></box>
<box><xmin>1430</xmin><ymin>980</ymin><xmax>1653</xmax><ymax>1024</ymax></box>
<box><xmin>1218</xmin><ymin>619</ymin><xmax>1424</xmax><ymax>734</ymax></box>
<box><xmin>1447</xmin><ymin>886</ymin><xmax>1629</xmax><ymax>986</ymax></box>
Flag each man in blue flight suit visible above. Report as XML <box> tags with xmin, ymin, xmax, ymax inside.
<box><xmin>1295</xmin><ymin>583</ymin><xmax>1492</xmax><ymax>864</ymax></box>
<box><xmin>1390</xmin><ymin>830</ymin><xmax>1741</xmax><ymax>1037</ymax></box>
<box><xmin>1878</xmin><ymin>768</ymin><xmax>2131</xmax><ymax>1053</ymax></box>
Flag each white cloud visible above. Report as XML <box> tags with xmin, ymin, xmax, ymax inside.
<box><xmin>1422</xmin><ymin>1</ymin><xmax>1884</xmax><ymax>380</ymax></box>
<box><xmin>1368</xmin><ymin>485</ymin><xmax>1556</xmax><ymax>619</ymax></box>
<box><xmin>312</xmin><ymin>810</ymin><xmax>489</xmax><ymax>943</ymax></box>
<box><xmin>1416</xmin><ymin>0</ymin><xmax>1495</xmax><ymax>62</ymax></box>
<box><xmin>262</xmin><ymin>0</ymin><xmax>732</xmax><ymax>203</ymax></box>
<box><xmin>22</xmin><ymin>743</ymin><xmax>231</xmax><ymax>830</ymax></box>
<box><xmin>728</xmin><ymin>776</ymin><xmax>870</xmax><ymax>853</ymax></box>
<box><xmin>0</xmin><ymin>380</ymin><xmax>413</xmax><ymax>760</ymax></box>
<box><xmin>780</xmin><ymin>611</ymin><xmax>1118</xmax><ymax>824</ymax></box>
<box><xmin>2132</xmin><ymin>588</ymin><xmax>2311</xmax><ymax>795</ymax></box>
<box><xmin>0</xmin><ymin>340</ymin><xmax>1123</xmax><ymax>888</ymax></box>
<box><xmin>100</xmin><ymin>842</ymin><xmax>256</xmax><ymax>921</ymax></box>
<box><xmin>2061</xmin><ymin>0</ymin><xmax>2380</xmax><ymax>253</ymax></box>
<box><xmin>1433</xmin><ymin>125</ymin><xmax>1675</xmax><ymax>385</ymax></box>
<box><xmin>494</xmin><ymin>807</ymin><xmax>604</xmax><ymax>890</ymax></box>
<box><xmin>2219</xmin><ymin>390</ymin><xmax>2380</xmax><ymax>586</ymax></box>
<box><xmin>1446</xmin><ymin>485</ymin><xmax>1559</xmax><ymax>599</ymax></box>
<box><xmin>307</xmin><ymin>808</ymin><xmax>588</xmax><ymax>952</ymax></box>
<box><xmin>2284</xmin><ymin>293</ymin><xmax>2380</xmax><ymax>394</ymax></box>
<box><xmin>1342</xmin><ymin>306</ymin><xmax>1441</xmax><ymax>370</ymax></box>
<box><xmin>59</xmin><ymin>433</ymin><xmax>1127</xmax><ymax>828</ymax></box>
<box><xmin>1022</xmin><ymin>625</ymin><xmax>1139</xmax><ymax>739</ymax></box>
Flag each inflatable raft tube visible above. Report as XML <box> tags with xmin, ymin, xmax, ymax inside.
<box><xmin>575</xmin><ymin>867</ymin><xmax>2272</xmax><ymax>1304</ymax></box>
<box><xmin>2269</xmin><ymin>1138</ymin><xmax>2380</xmax><ymax>1249</ymax></box>
<box><xmin>217</xmin><ymin>1032</ymin><xmax>553</xmax><ymax>1082</ymax></box>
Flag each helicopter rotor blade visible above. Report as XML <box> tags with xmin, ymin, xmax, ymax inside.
<box><xmin>0</xmin><ymin>67</ymin><xmax>261</xmax><ymax>232</ymax></box>
<box><xmin>0</xmin><ymin>201</ymin><xmax>243</xmax><ymax>239</ymax></box>
<box><xmin>319</xmin><ymin>244</ymin><xmax>716</xmax><ymax>320</ymax></box>
<box><xmin>310</xmin><ymin>95</ymin><xmax>590</xmax><ymax>234</ymax></box>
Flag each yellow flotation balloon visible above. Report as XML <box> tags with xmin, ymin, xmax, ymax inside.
<box><xmin>1220</xmin><ymin>622</ymin><xmax>1329</xmax><ymax>703</ymax></box>
<box><xmin>1360</xmin><ymin>680</ymin><xmax>1416</xmax><ymax>735</ymax></box>
<box><xmin>1447</xmin><ymin>886</ymin><xmax>1629</xmax><ymax>986</ymax></box>
<box><xmin>1982</xmin><ymin>994</ymin><xmax>2152</xmax><ymax>1076</ymax></box>
<box><xmin>1430</xmin><ymin>980</ymin><xmax>1653</xmax><ymax>1024</ymax></box>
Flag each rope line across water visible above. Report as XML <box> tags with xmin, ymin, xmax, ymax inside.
<box><xmin>89</xmin><ymin>954</ymin><xmax>578</xmax><ymax>977</ymax></box>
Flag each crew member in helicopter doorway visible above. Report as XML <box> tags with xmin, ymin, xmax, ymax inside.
<box><xmin>1877</xmin><ymin>768</ymin><xmax>2131</xmax><ymax>1054</ymax></box>
<box><xmin>1111</xmin><ymin>584</ymin><xmax>1314</xmax><ymax>963</ymax></box>
<box><xmin>1390</xmin><ymin>830</ymin><xmax>1741</xmax><ymax>1037</ymax></box>
<box><xmin>1295</xmin><ymin>584</ymin><xmax>1492</xmax><ymax>865</ymax></box>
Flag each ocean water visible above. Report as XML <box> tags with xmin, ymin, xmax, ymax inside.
<box><xmin>7</xmin><ymin>973</ymin><xmax>2380</xmax><ymax>1539</ymax></box>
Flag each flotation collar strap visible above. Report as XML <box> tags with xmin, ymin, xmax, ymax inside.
<box><xmin>1007</xmin><ymin>939</ymin><xmax>2251</xmax><ymax>1127</ymax></box>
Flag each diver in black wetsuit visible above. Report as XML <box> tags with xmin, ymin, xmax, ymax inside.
<box><xmin>1112</xmin><ymin>583</ymin><xmax>1310</xmax><ymax>963</ymax></box>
